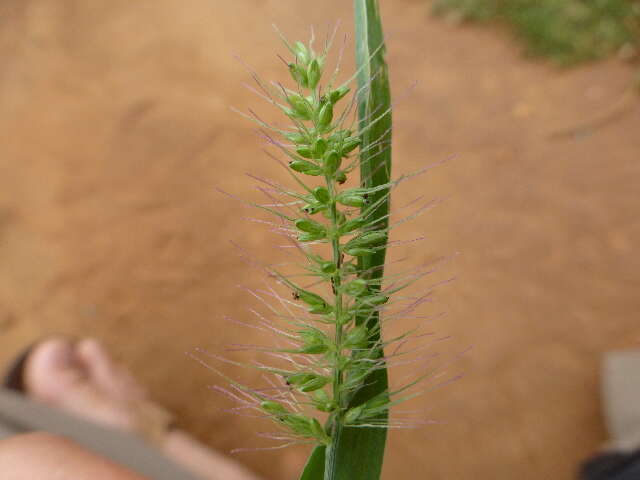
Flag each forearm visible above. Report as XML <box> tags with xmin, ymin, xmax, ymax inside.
<box><xmin>164</xmin><ymin>430</ymin><xmax>263</xmax><ymax>480</ymax></box>
<box><xmin>0</xmin><ymin>432</ymin><xmax>148</xmax><ymax>480</ymax></box>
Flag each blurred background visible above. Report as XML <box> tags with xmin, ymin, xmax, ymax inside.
<box><xmin>0</xmin><ymin>0</ymin><xmax>639</xmax><ymax>478</ymax></box>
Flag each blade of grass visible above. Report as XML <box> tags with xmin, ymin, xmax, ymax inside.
<box><xmin>299</xmin><ymin>446</ymin><xmax>326</xmax><ymax>480</ymax></box>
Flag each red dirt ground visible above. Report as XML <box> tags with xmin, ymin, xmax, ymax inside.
<box><xmin>1</xmin><ymin>1</ymin><xmax>639</xmax><ymax>478</ymax></box>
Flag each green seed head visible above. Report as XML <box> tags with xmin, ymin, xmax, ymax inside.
<box><xmin>312</xmin><ymin>138</ymin><xmax>328</xmax><ymax>158</ymax></box>
<box><xmin>312</xmin><ymin>186</ymin><xmax>330</xmax><ymax>204</ymax></box>
<box><xmin>339</xmin><ymin>217</ymin><xmax>366</xmax><ymax>234</ymax></box>
<box><xmin>261</xmin><ymin>401</ymin><xmax>289</xmax><ymax>417</ymax></box>
<box><xmin>296</xmin><ymin>146</ymin><xmax>314</xmax><ymax>159</ymax></box>
<box><xmin>344</xmin><ymin>405</ymin><xmax>364</xmax><ymax>425</ymax></box>
<box><xmin>294</xmin><ymin>41</ymin><xmax>310</xmax><ymax>65</ymax></box>
<box><xmin>297</xmin><ymin>290</ymin><xmax>327</xmax><ymax>307</ymax></box>
<box><xmin>337</xmin><ymin>193</ymin><xmax>366</xmax><ymax>208</ymax></box>
<box><xmin>288</xmin><ymin>63</ymin><xmax>309</xmax><ymax>88</ymax></box>
<box><xmin>312</xmin><ymin>390</ymin><xmax>337</xmax><ymax>412</ymax></box>
<box><xmin>340</xmin><ymin>137</ymin><xmax>361</xmax><ymax>157</ymax></box>
<box><xmin>364</xmin><ymin>394</ymin><xmax>390</xmax><ymax>411</ymax></box>
<box><xmin>347</xmin><ymin>231</ymin><xmax>388</xmax><ymax>248</ymax></box>
<box><xmin>295</xmin><ymin>218</ymin><xmax>326</xmax><ymax>235</ymax></box>
<box><xmin>317</xmin><ymin>102</ymin><xmax>334</xmax><ymax>131</ymax></box>
<box><xmin>324</xmin><ymin>150</ymin><xmax>341</xmax><ymax>176</ymax></box>
<box><xmin>341</xmin><ymin>263</ymin><xmax>358</xmax><ymax>274</ymax></box>
<box><xmin>287</xmin><ymin>373</ymin><xmax>315</xmax><ymax>385</ymax></box>
<box><xmin>283</xmin><ymin>413</ymin><xmax>316</xmax><ymax>437</ymax></box>
<box><xmin>309</xmin><ymin>417</ymin><xmax>329</xmax><ymax>444</ymax></box>
<box><xmin>233</xmin><ymin>30</ymin><xmax>399</xmax><ymax>447</ymax></box>
<box><xmin>284</xmin><ymin>131</ymin><xmax>309</xmax><ymax>144</ymax></box>
<box><xmin>298</xmin><ymin>329</ymin><xmax>330</xmax><ymax>353</ymax></box>
<box><xmin>299</xmin><ymin>375</ymin><xmax>329</xmax><ymax>392</ymax></box>
<box><xmin>320</xmin><ymin>261</ymin><xmax>337</xmax><ymax>274</ymax></box>
<box><xmin>301</xmin><ymin>203</ymin><xmax>324</xmax><ymax>215</ymax></box>
<box><xmin>335</xmin><ymin>311</ymin><xmax>353</xmax><ymax>325</ymax></box>
<box><xmin>358</xmin><ymin>294</ymin><xmax>389</xmax><ymax>306</ymax></box>
<box><xmin>299</xmin><ymin>343</ymin><xmax>330</xmax><ymax>354</ymax></box>
<box><xmin>330</xmin><ymin>129</ymin><xmax>351</xmax><ymax>142</ymax></box>
<box><xmin>307</xmin><ymin>59</ymin><xmax>322</xmax><ymax>89</ymax></box>
<box><xmin>287</xmin><ymin>94</ymin><xmax>314</xmax><ymax>120</ymax></box>
<box><xmin>289</xmin><ymin>160</ymin><xmax>323</xmax><ymax>176</ymax></box>
<box><xmin>343</xmin><ymin>278</ymin><xmax>368</xmax><ymax>297</ymax></box>
<box><xmin>329</xmin><ymin>86</ymin><xmax>350</xmax><ymax>104</ymax></box>
<box><xmin>287</xmin><ymin>373</ymin><xmax>329</xmax><ymax>392</ymax></box>
<box><xmin>344</xmin><ymin>325</ymin><xmax>369</xmax><ymax>348</ymax></box>
<box><xmin>307</xmin><ymin>304</ymin><xmax>333</xmax><ymax>315</ymax></box>
<box><xmin>298</xmin><ymin>231</ymin><xmax>326</xmax><ymax>242</ymax></box>
<box><xmin>343</xmin><ymin>247</ymin><xmax>376</xmax><ymax>257</ymax></box>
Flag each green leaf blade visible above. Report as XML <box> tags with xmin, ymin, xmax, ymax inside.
<box><xmin>299</xmin><ymin>446</ymin><xmax>326</xmax><ymax>480</ymax></box>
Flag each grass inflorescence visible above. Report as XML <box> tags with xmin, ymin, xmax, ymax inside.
<box><xmin>205</xmin><ymin>26</ymin><xmax>455</xmax><ymax>462</ymax></box>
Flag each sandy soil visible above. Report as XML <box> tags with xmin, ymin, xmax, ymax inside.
<box><xmin>1</xmin><ymin>0</ymin><xmax>639</xmax><ymax>478</ymax></box>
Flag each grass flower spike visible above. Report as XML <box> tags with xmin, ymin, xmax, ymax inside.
<box><xmin>208</xmin><ymin>7</ymin><xmax>456</xmax><ymax>479</ymax></box>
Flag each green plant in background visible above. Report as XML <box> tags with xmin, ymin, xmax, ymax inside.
<box><xmin>432</xmin><ymin>0</ymin><xmax>640</xmax><ymax>66</ymax></box>
<box><xmin>208</xmin><ymin>1</ymin><xmax>448</xmax><ymax>479</ymax></box>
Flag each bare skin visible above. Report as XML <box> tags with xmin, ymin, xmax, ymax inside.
<box><xmin>0</xmin><ymin>432</ymin><xmax>149</xmax><ymax>480</ymax></box>
<box><xmin>0</xmin><ymin>338</ymin><xmax>262</xmax><ymax>480</ymax></box>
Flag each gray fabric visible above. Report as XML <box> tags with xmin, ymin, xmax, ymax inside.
<box><xmin>0</xmin><ymin>422</ymin><xmax>16</xmax><ymax>439</ymax></box>
<box><xmin>0</xmin><ymin>388</ymin><xmax>199</xmax><ymax>479</ymax></box>
<box><xmin>603</xmin><ymin>351</ymin><xmax>640</xmax><ymax>452</ymax></box>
